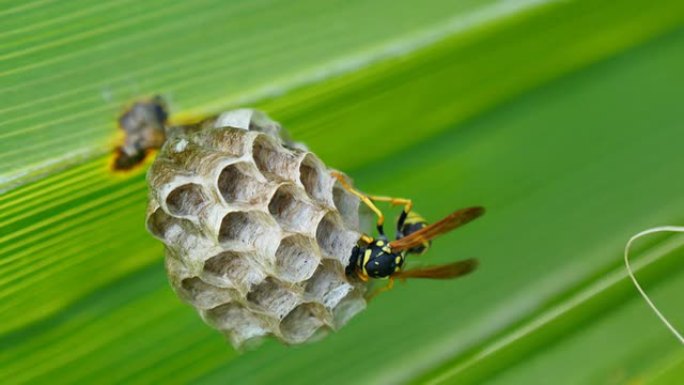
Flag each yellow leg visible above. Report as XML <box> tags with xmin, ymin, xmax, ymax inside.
<box><xmin>366</xmin><ymin>277</ymin><xmax>395</xmax><ymax>301</ymax></box>
<box><xmin>360</xmin><ymin>234</ymin><xmax>374</xmax><ymax>244</ymax></box>
<box><xmin>331</xmin><ymin>171</ymin><xmax>385</xmax><ymax>229</ymax></box>
<box><xmin>367</xmin><ymin>195</ymin><xmax>413</xmax><ymax>217</ymax></box>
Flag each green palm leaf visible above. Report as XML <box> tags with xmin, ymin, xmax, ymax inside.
<box><xmin>2</xmin><ymin>0</ymin><xmax>683</xmax><ymax>384</ymax></box>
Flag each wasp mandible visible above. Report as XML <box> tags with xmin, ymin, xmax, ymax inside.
<box><xmin>331</xmin><ymin>172</ymin><xmax>483</xmax><ymax>297</ymax></box>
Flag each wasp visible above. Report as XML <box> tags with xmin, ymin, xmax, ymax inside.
<box><xmin>331</xmin><ymin>172</ymin><xmax>483</xmax><ymax>296</ymax></box>
<box><xmin>112</xmin><ymin>97</ymin><xmax>169</xmax><ymax>171</ymax></box>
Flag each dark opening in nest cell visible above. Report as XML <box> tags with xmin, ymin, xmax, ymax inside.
<box><xmin>315</xmin><ymin>213</ymin><xmax>351</xmax><ymax>258</ymax></box>
<box><xmin>252</xmin><ymin>136</ymin><xmax>300</xmax><ymax>182</ymax></box>
<box><xmin>268</xmin><ymin>185</ymin><xmax>321</xmax><ymax>233</ymax></box>
<box><xmin>217</xmin><ymin>163</ymin><xmax>271</xmax><ymax>205</ymax></box>
<box><xmin>203</xmin><ymin>251</ymin><xmax>260</xmax><ymax>289</ymax></box>
<box><xmin>166</xmin><ymin>183</ymin><xmax>206</xmax><ymax>217</ymax></box>
<box><xmin>218</xmin><ymin>211</ymin><xmax>279</xmax><ymax>256</ymax></box>
<box><xmin>275</xmin><ymin>235</ymin><xmax>320</xmax><ymax>283</ymax></box>
<box><xmin>146</xmin><ymin>207</ymin><xmax>190</xmax><ymax>243</ymax></box>
<box><xmin>246</xmin><ymin>278</ymin><xmax>300</xmax><ymax>320</ymax></box>
<box><xmin>180</xmin><ymin>277</ymin><xmax>234</xmax><ymax>310</ymax></box>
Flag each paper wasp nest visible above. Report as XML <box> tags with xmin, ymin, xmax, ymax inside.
<box><xmin>145</xmin><ymin>109</ymin><xmax>368</xmax><ymax>347</ymax></box>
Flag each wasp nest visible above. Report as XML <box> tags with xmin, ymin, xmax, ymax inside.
<box><xmin>145</xmin><ymin>109</ymin><xmax>368</xmax><ymax>347</ymax></box>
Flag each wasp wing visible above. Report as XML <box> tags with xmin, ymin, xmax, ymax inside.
<box><xmin>389</xmin><ymin>206</ymin><xmax>484</xmax><ymax>252</ymax></box>
<box><xmin>392</xmin><ymin>259</ymin><xmax>478</xmax><ymax>280</ymax></box>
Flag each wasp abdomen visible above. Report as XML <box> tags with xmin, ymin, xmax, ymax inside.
<box><xmin>400</xmin><ymin>211</ymin><xmax>431</xmax><ymax>254</ymax></box>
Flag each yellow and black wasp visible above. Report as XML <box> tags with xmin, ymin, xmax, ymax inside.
<box><xmin>331</xmin><ymin>172</ymin><xmax>484</xmax><ymax>296</ymax></box>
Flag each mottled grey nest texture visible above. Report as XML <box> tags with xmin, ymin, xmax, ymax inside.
<box><xmin>146</xmin><ymin>109</ymin><xmax>368</xmax><ymax>348</ymax></box>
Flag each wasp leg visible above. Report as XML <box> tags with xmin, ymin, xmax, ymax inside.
<box><xmin>368</xmin><ymin>195</ymin><xmax>413</xmax><ymax>237</ymax></box>
<box><xmin>331</xmin><ymin>172</ymin><xmax>386</xmax><ymax>236</ymax></box>
<box><xmin>365</xmin><ymin>277</ymin><xmax>395</xmax><ymax>301</ymax></box>
<box><xmin>360</xmin><ymin>234</ymin><xmax>374</xmax><ymax>244</ymax></box>
<box><xmin>367</xmin><ymin>195</ymin><xmax>413</xmax><ymax>211</ymax></box>
<box><xmin>356</xmin><ymin>270</ymin><xmax>369</xmax><ymax>282</ymax></box>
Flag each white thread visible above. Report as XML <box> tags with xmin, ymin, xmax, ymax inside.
<box><xmin>624</xmin><ymin>226</ymin><xmax>684</xmax><ymax>344</ymax></box>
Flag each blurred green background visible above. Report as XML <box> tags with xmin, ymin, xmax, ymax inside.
<box><xmin>2</xmin><ymin>0</ymin><xmax>684</xmax><ymax>384</ymax></box>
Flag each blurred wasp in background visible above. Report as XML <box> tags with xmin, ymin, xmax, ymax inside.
<box><xmin>331</xmin><ymin>172</ymin><xmax>483</xmax><ymax>298</ymax></box>
<box><xmin>112</xmin><ymin>97</ymin><xmax>169</xmax><ymax>171</ymax></box>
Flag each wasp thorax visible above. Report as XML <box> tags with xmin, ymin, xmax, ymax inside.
<box><xmin>146</xmin><ymin>109</ymin><xmax>369</xmax><ymax>348</ymax></box>
<box><xmin>351</xmin><ymin>239</ymin><xmax>404</xmax><ymax>279</ymax></box>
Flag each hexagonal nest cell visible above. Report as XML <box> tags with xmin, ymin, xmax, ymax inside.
<box><xmin>166</xmin><ymin>183</ymin><xmax>206</xmax><ymax>217</ymax></box>
<box><xmin>275</xmin><ymin>235</ymin><xmax>320</xmax><ymax>283</ymax></box>
<box><xmin>305</xmin><ymin>261</ymin><xmax>354</xmax><ymax>310</ymax></box>
<box><xmin>280</xmin><ymin>303</ymin><xmax>327</xmax><ymax>344</ymax></box>
<box><xmin>247</xmin><ymin>278</ymin><xmax>300</xmax><ymax>320</ymax></box>
<box><xmin>146</xmin><ymin>207</ymin><xmax>192</xmax><ymax>244</ymax></box>
<box><xmin>179</xmin><ymin>277</ymin><xmax>237</xmax><ymax>310</ymax></box>
<box><xmin>333</xmin><ymin>184</ymin><xmax>361</xmax><ymax>228</ymax></box>
<box><xmin>218</xmin><ymin>211</ymin><xmax>280</xmax><ymax>257</ymax></box>
<box><xmin>315</xmin><ymin>212</ymin><xmax>359</xmax><ymax>264</ymax></box>
<box><xmin>252</xmin><ymin>135</ymin><xmax>301</xmax><ymax>182</ymax></box>
<box><xmin>201</xmin><ymin>251</ymin><xmax>266</xmax><ymax>291</ymax></box>
<box><xmin>146</xmin><ymin>108</ymin><xmax>369</xmax><ymax>348</ymax></box>
<box><xmin>299</xmin><ymin>154</ymin><xmax>334</xmax><ymax>206</ymax></box>
<box><xmin>268</xmin><ymin>184</ymin><xmax>324</xmax><ymax>234</ymax></box>
<box><xmin>203</xmin><ymin>303</ymin><xmax>272</xmax><ymax>346</ymax></box>
<box><xmin>332</xmin><ymin>293</ymin><xmax>367</xmax><ymax>329</ymax></box>
<box><xmin>217</xmin><ymin>162</ymin><xmax>272</xmax><ymax>205</ymax></box>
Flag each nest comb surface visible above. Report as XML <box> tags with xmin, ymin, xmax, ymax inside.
<box><xmin>146</xmin><ymin>109</ymin><xmax>368</xmax><ymax>347</ymax></box>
